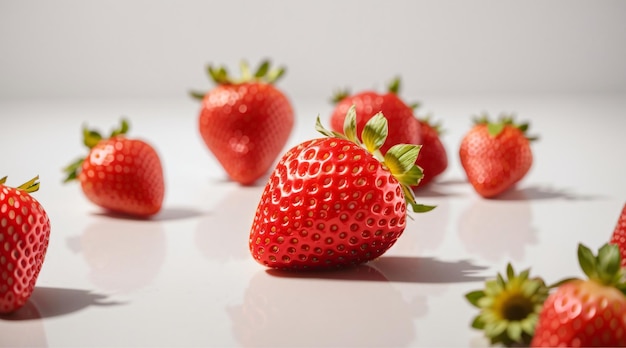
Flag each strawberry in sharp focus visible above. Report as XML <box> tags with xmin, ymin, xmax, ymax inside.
<box><xmin>459</xmin><ymin>114</ymin><xmax>537</xmax><ymax>198</ymax></box>
<box><xmin>330</xmin><ymin>78</ymin><xmax>421</xmax><ymax>155</ymax></box>
<box><xmin>191</xmin><ymin>60</ymin><xmax>295</xmax><ymax>185</ymax></box>
<box><xmin>248</xmin><ymin>106</ymin><xmax>434</xmax><ymax>271</ymax></box>
<box><xmin>413</xmin><ymin>116</ymin><xmax>448</xmax><ymax>188</ymax></box>
<box><xmin>63</xmin><ymin>119</ymin><xmax>165</xmax><ymax>217</ymax></box>
<box><xmin>0</xmin><ymin>176</ymin><xmax>51</xmax><ymax>314</ymax></box>
<box><xmin>531</xmin><ymin>243</ymin><xmax>626</xmax><ymax>347</ymax></box>
<box><xmin>609</xmin><ymin>203</ymin><xmax>626</xmax><ymax>268</ymax></box>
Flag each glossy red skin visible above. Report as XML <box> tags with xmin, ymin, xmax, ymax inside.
<box><xmin>249</xmin><ymin>137</ymin><xmax>407</xmax><ymax>270</ymax></box>
<box><xmin>414</xmin><ymin>120</ymin><xmax>447</xmax><ymax>188</ymax></box>
<box><xmin>0</xmin><ymin>185</ymin><xmax>51</xmax><ymax>314</ymax></box>
<box><xmin>610</xmin><ymin>203</ymin><xmax>626</xmax><ymax>268</ymax></box>
<box><xmin>199</xmin><ymin>82</ymin><xmax>294</xmax><ymax>185</ymax></box>
<box><xmin>79</xmin><ymin>136</ymin><xmax>164</xmax><ymax>217</ymax></box>
<box><xmin>459</xmin><ymin>124</ymin><xmax>532</xmax><ymax>198</ymax></box>
<box><xmin>330</xmin><ymin>92</ymin><xmax>421</xmax><ymax>154</ymax></box>
<box><xmin>531</xmin><ymin>280</ymin><xmax>626</xmax><ymax>347</ymax></box>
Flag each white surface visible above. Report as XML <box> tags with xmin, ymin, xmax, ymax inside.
<box><xmin>0</xmin><ymin>94</ymin><xmax>625</xmax><ymax>347</ymax></box>
<box><xmin>1</xmin><ymin>0</ymin><xmax>626</xmax><ymax>99</ymax></box>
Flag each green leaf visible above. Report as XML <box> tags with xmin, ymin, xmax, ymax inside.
<box><xmin>507</xmin><ymin>321</ymin><xmax>522</xmax><ymax>342</ymax></box>
<box><xmin>471</xmin><ymin>315</ymin><xmax>485</xmax><ymax>329</ymax></box>
<box><xmin>315</xmin><ymin>116</ymin><xmax>345</xmax><ymax>139</ymax></box>
<box><xmin>62</xmin><ymin>158</ymin><xmax>84</xmax><ymax>183</ymax></box>
<box><xmin>189</xmin><ymin>90</ymin><xmax>207</xmax><ymax>101</ymax></box>
<box><xmin>387</xmin><ymin>77</ymin><xmax>401</xmax><ymax>94</ymax></box>
<box><xmin>485</xmin><ymin>320</ymin><xmax>507</xmax><ymax>338</ymax></box>
<box><xmin>393</xmin><ymin>165</ymin><xmax>424</xmax><ymax>187</ymax></box>
<box><xmin>409</xmin><ymin>202</ymin><xmax>436</xmax><ymax>213</ymax></box>
<box><xmin>110</xmin><ymin>119</ymin><xmax>129</xmax><ymax>138</ymax></box>
<box><xmin>487</xmin><ymin>122</ymin><xmax>505</xmax><ymax>136</ymax></box>
<box><xmin>83</xmin><ymin>127</ymin><xmax>102</xmax><ymax>149</ymax></box>
<box><xmin>465</xmin><ymin>290</ymin><xmax>486</xmax><ymax>307</ymax></box>
<box><xmin>0</xmin><ymin>176</ymin><xmax>6</xmax><ymax>185</ymax></box>
<box><xmin>597</xmin><ymin>243</ymin><xmax>621</xmax><ymax>284</ymax></box>
<box><xmin>240</xmin><ymin>60</ymin><xmax>252</xmax><ymax>80</ymax></box>
<box><xmin>384</xmin><ymin>144</ymin><xmax>421</xmax><ymax>176</ymax></box>
<box><xmin>578</xmin><ymin>243</ymin><xmax>598</xmax><ymax>280</ymax></box>
<box><xmin>266</xmin><ymin>67</ymin><xmax>286</xmax><ymax>84</ymax></box>
<box><xmin>506</xmin><ymin>263</ymin><xmax>515</xmax><ymax>281</ymax></box>
<box><xmin>16</xmin><ymin>176</ymin><xmax>40</xmax><ymax>193</ymax></box>
<box><xmin>343</xmin><ymin>105</ymin><xmax>359</xmax><ymax>144</ymax></box>
<box><xmin>361</xmin><ymin>112</ymin><xmax>388</xmax><ymax>153</ymax></box>
<box><xmin>254</xmin><ymin>60</ymin><xmax>270</xmax><ymax>78</ymax></box>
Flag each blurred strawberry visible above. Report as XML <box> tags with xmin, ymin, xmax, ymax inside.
<box><xmin>191</xmin><ymin>60</ymin><xmax>294</xmax><ymax>185</ymax></box>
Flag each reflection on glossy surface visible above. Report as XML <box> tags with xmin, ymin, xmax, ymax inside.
<box><xmin>393</xmin><ymin>199</ymin><xmax>450</xmax><ymax>254</ymax></box>
<box><xmin>0</xmin><ymin>300</ymin><xmax>47</xmax><ymax>347</ymax></box>
<box><xmin>195</xmin><ymin>186</ymin><xmax>263</xmax><ymax>261</ymax></box>
<box><xmin>458</xmin><ymin>199</ymin><xmax>535</xmax><ymax>262</ymax></box>
<box><xmin>229</xmin><ymin>266</ymin><xmax>422</xmax><ymax>347</ymax></box>
<box><xmin>70</xmin><ymin>218</ymin><xmax>166</xmax><ymax>293</ymax></box>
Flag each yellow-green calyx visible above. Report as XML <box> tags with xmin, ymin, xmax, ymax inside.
<box><xmin>466</xmin><ymin>263</ymin><xmax>549</xmax><ymax>347</ymax></box>
<box><xmin>315</xmin><ymin>105</ymin><xmax>434</xmax><ymax>213</ymax></box>
<box><xmin>0</xmin><ymin>175</ymin><xmax>41</xmax><ymax>193</ymax></box>
<box><xmin>190</xmin><ymin>59</ymin><xmax>286</xmax><ymax>100</ymax></box>
<box><xmin>473</xmin><ymin>112</ymin><xmax>538</xmax><ymax>141</ymax></box>
<box><xmin>62</xmin><ymin>118</ymin><xmax>130</xmax><ymax>183</ymax></box>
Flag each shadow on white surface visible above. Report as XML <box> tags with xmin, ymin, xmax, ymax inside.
<box><xmin>90</xmin><ymin>206</ymin><xmax>205</xmax><ymax>221</ymax></box>
<box><xmin>496</xmin><ymin>185</ymin><xmax>605</xmax><ymax>201</ymax></box>
<box><xmin>229</xmin><ymin>265</ymin><xmax>422</xmax><ymax>347</ymax></box>
<box><xmin>67</xmin><ymin>219</ymin><xmax>166</xmax><ymax>293</ymax></box>
<box><xmin>0</xmin><ymin>300</ymin><xmax>48</xmax><ymax>347</ymax></box>
<box><xmin>265</xmin><ymin>256</ymin><xmax>487</xmax><ymax>283</ymax></box>
<box><xmin>0</xmin><ymin>287</ymin><xmax>120</xmax><ymax>321</ymax></box>
<box><xmin>458</xmin><ymin>199</ymin><xmax>536</xmax><ymax>262</ymax></box>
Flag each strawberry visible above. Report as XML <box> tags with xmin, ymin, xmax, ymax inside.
<box><xmin>248</xmin><ymin>106</ymin><xmax>434</xmax><ymax>271</ymax></box>
<box><xmin>191</xmin><ymin>60</ymin><xmax>295</xmax><ymax>185</ymax></box>
<box><xmin>414</xmin><ymin>117</ymin><xmax>448</xmax><ymax>188</ymax></box>
<box><xmin>609</xmin><ymin>203</ymin><xmax>626</xmax><ymax>268</ymax></box>
<box><xmin>63</xmin><ymin>119</ymin><xmax>165</xmax><ymax>217</ymax></box>
<box><xmin>0</xmin><ymin>176</ymin><xmax>51</xmax><ymax>314</ymax></box>
<box><xmin>329</xmin><ymin>78</ymin><xmax>421</xmax><ymax>155</ymax></box>
<box><xmin>466</xmin><ymin>263</ymin><xmax>549</xmax><ymax>346</ymax></box>
<box><xmin>531</xmin><ymin>243</ymin><xmax>626</xmax><ymax>347</ymax></box>
<box><xmin>459</xmin><ymin>114</ymin><xmax>537</xmax><ymax>198</ymax></box>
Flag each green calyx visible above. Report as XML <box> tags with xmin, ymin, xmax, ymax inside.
<box><xmin>474</xmin><ymin>113</ymin><xmax>538</xmax><ymax>141</ymax></box>
<box><xmin>418</xmin><ymin>115</ymin><xmax>445</xmax><ymax>136</ymax></box>
<box><xmin>0</xmin><ymin>175</ymin><xmax>40</xmax><ymax>193</ymax></box>
<box><xmin>465</xmin><ymin>263</ymin><xmax>549</xmax><ymax>347</ymax></box>
<box><xmin>62</xmin><ymin>118</ymin><xmax>130</xmax><ymax>183</ymax></box>
<box><xmin>315</xmin><ymin>105</ymin><xmax>435</xmax><ymax>213</ymax></box>
<box><xmin>190</xmin><ymin>59</ymin><xmax>286</xmax><ymax>100</ymax></box>
<box><xmin>576</xmin><ymin>243</ymin><xmax>626</xmax><ymax>293</ymax></box>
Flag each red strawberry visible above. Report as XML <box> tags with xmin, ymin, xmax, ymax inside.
<box><xmin>609</xmin><ymin>203</ymin><xmax>626</xmax><ymax>268</ymax></box>
<box><xmin>531</xmin><ymin>243</ymin><xmax>626</xmax><ymax>347</ymax></box>
<box><xmin>0</xmin><ymin>176</ymin><xmax>51</xmax><ymax>314</ymax></box>
<box><xmin>329</xmin><ymin>78</ymin><xmax>421</xmax><ymax>155</ymax></box>
<box><xmin>63</xmin><ymin>119</ymin><xmax>165</xmax><ymax>217</ymax></box>
<box><xmin>459</xmin><ymin>114</ymin><xmax>537</xmax><ymax>198</ymax></box>
<box><xmin>414</xmin><ymin>117</ymin><xmax>448</xmax><ymax>188</ymax></box>
<box><xmin>249</xmin><ymin>106</ymin><xmax>434</xmax><ymax>270</ymax></box>
<box><xmin>191</xmin><ymin>60</ymin><xmax>294</xmax><ymax>185</ymax></box>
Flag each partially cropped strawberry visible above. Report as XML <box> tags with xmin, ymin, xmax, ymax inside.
<box><xmin>459</xmin><ymin>114</ymin><xmax>537</xmax><ymax>198</ymax></box>
<box><xmin>531</xmin><ymin>243</ymin><xmax>626</xmax><ymax>347</ymax></box>
<box><xmin>466</xmin><ymin>263</ymin><xmax>549</xmax><ymax>346</ymax></box>
<box><xmin>191</xmin><ymin>60</ymin><xmax>294</xmax><ymax>185</ymax></box>
<box><xmin>0</xmin><ymin>176</ymin><xmax>51</xmax><ymax>314</ymax></box>
<box><xmin>609</xmin><ymin>203</ymin><xmax>626</xmax><ymax>268</ymax></box>
<box><xmin>329</xmin><ymin>78</ymin><xmax>421</xmax><ymax>155</ymax></box>
<box><xmin>63</xmin><ymin>119</ymin><xmax>165</xmax><ymax>217</ymax></box>
<box><xmin>249</xmin><ymin>106</ymin><xmax>434</xmax><ymax>271</ymax></box>
<box><xmin>414</xmin><ymin>117</ymin><xmax>448</xmax><ymax>188</ymax></box>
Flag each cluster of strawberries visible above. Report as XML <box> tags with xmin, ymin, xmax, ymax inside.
<box><xmin>2</xmin><ymin>59</ymin><xmax>624</xmax><ymax>345</ymax></box>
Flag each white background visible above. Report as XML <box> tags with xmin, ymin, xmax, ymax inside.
<box><xmin>1</xmin><ymin>0</ymin><xmax>625</xmax><ymax>100</ymax></box>
<box><xmin>1</xmin><ymin>1</ymin><xmax>626</xmax><ymax>347</ymax></box>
